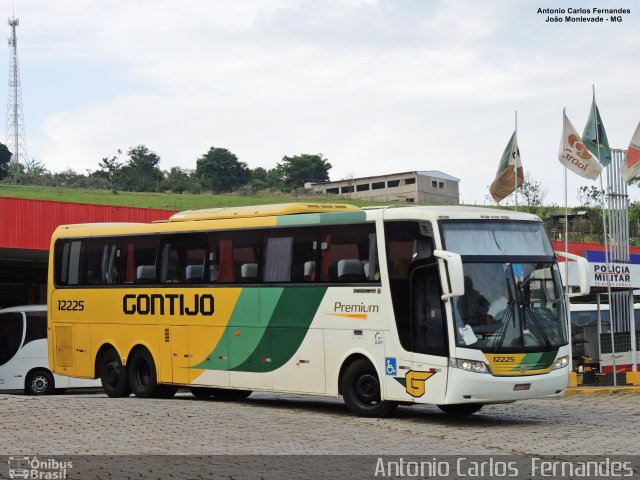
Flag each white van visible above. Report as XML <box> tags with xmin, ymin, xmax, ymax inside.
<box><xmin>0</xmin><ymin>305</ymin><xmax>101</xmax><ymax>395</ymax></box>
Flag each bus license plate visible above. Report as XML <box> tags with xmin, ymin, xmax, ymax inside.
<box><xmin>514</xmin><ymin>383</ymin><xmax>531</xmax><ymax>391</ymax></box>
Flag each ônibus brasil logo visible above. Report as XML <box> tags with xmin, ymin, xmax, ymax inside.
<box><xmin>7</xmin><ymin>456</ymin><xmax>72</xmax><ymax>479</ymax></box>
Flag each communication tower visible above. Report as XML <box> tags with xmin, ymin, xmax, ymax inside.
<box><xmin>6</xmin><ymin>15</ymin><xmax>27</xmax><ymax>165</ymax></box>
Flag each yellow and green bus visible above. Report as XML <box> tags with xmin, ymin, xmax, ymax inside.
<box><xmin>48</xmin><ymin>203</ymin><xmax>588</xmax><ymax>416</ymax></box>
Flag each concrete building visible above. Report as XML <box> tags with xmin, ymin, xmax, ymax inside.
<box><xmin>305</xmin><ymin>170</ymin><xmax>459</xmax><ymax>205</ymax></box>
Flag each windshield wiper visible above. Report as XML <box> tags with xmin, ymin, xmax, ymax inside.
<box><xmin>493</xmin><ymin>300</ymin><xmax>514</xmax><ymax>352</ymax></box>
<box><xmin>523</xmin><ymin>306</ymin><xmax>552</xmax><ymax>348</ymax></box>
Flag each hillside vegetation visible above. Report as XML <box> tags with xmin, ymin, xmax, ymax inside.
<box><xmin>0</xmin><ymin>184</ymin><xmax>392</xmax><ymax>211</ymax></box>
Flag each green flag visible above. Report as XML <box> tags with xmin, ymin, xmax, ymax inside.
<box><xmin>582</xmin><ymin>94</ymin><xmax>611</xmax><ymax>167</ymax></box>
<box><xmin>490</xmin><ymin>130</ymin><xmax>523</xmax><ymax>203</ymax></box>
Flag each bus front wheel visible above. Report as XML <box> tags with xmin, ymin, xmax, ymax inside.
<box><xmin>99</xmin><ymin>349</ymin><xmax>131</xmax><ymax>398</ymax></box>
<box><xmin>128</xmin><ymin>348</ymin><xmax>163</xmax><ymax>398</ymax></box>
<box><xmin>340</xmin><ymin>358</ymin><xmax>397</xmax><ymax>417</ymax></box>
<box><xmin>25</xmin><ymin>370</ymin><xmax>55</xmax><ymax>395</ymax></box>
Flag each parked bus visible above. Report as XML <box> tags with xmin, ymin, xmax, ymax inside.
<box><xmin>47</xmin><ymin>203</ymin><xmax>588</xmax><ymax>416</ymax></box>
<box><xmin>0</xmin><ymin>304</ymin><xmax>101</xmax><ymax>394</ymax></box>
<box><xmin>569</xmin><ymin>302</ymin><xmax>640</xmax><ymax>375</ymax></box>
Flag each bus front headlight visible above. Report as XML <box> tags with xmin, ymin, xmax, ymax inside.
<box><xmin>451</xmin><ymin>358</ymin><xmax>490</xmax><ymax>374</ymax></box>
<box><xmin>552</xmin><ymin>355</ymin><xmax>569</xmax><ymax>370</ymax></box>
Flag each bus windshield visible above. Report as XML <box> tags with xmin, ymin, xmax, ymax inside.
<box><xmin>441</xmin><ymin>220</ymin><xmax>567</xmax><ymax>352</ymax></box>
<box><xmin>441</xmin><ymin>220</ymin><xmax>554</xmax><ymax>257</ymax></box>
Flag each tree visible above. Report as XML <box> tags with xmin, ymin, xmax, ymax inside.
<box><xmin>160</xmin><ymin>167</ymin><xmax>200</xmax><ymax>193</ymax></box>
<box><xmin>119</xmin><ymin>145</ymin><xmax>163</xmax><ymax>192</ymax></box>
<box><xmin>518</xmin><ymin>175</ymin><xmax>547</xmax><ymax>207</ymax></box>
<box><xmin>0</xmin><ymin>142</ymin><xmax>12</xmax><ymax>180</ymax></box>
<box><xmin>272</xmin><ymin>153</ymin><xmax>332</xmax><ymax>191</ymax></box>
<box><xmin>23</xmin><ymin>158</ymin><xmax>50</xmax><ymax>185</ymax></box>
<box><xmin>195</xmin><ymin>147</ymin><xmax>250</xmax><ymax>193</ymax></box>
<box><xmin>98</xmin><ymin>149</ymin><xmax>122</xmax><ymax>194</ymax></box>
<box><xmin>577</xmin><ymin>185</ymin><xmax>605</xmax><ymax>208</ymax></box>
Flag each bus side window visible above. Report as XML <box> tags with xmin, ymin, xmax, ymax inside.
<box><xmin>210</xmin><ymin>231</ymin><xmax>260</xmax><ymax>284</ymax></box>
<box><xmin>319</xmin><ymin>224</ymin><xmax>378</xmax><ymax>283</ymax></box>
<box><xmin>24</xmin><ymin>311</ymin><xmax>47</xmax><ymax>347</ymax></box>
<box><xmin>262</xmin><ymin>227</ymin><xmax>319</xmax><ymax>283</ymax></box>
<box><xmin>83</xmin><ymin>239</ymin><xmax>121</xmax><ymax>285</ymax></box>
<box><xmin>159</xmin><ymin>234</ymin><xmax>207</xmax><ymax>284</ymax></box>
<box><xmin>121</xmin><ymin>236</ymin><xmax>158</xmax><ymax>285</ymax></box>
<box><xmin>54</xmin><ymin>240</ymin><xmax>84</xmax><ymax>286</ymax></box>
<box><xmin>0</xmin><ymin>312</ymin><xmax>23</xmax><ymax>367</ymax></box>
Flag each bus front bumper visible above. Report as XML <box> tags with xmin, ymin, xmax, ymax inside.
<box><xmin>444</xmin><ymin>366</ymin><xmax>569</xmax><ymax>404</ymax></box>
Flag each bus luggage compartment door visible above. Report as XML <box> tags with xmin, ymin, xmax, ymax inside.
<box><xmin>53</xmin><ymin>325</ymin><xmax>74</xmax><ymax>374</ymax></box>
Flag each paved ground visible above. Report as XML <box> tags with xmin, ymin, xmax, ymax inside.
<box><xmin>1</xmin><ymin>390</ymin><xmax>637</xmax><ymax>456</ymax></box>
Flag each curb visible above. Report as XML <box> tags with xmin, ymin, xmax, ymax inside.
<box><xmin>565</xmin><ymin>386</ymin><xmax>640</xmax><ymax>395</ymax></box>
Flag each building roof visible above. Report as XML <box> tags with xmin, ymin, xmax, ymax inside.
<box><xmin>310</xmin><ymin>169</ymin><xmax>459</xmax><ymax>186</ymax></box>
<box><xmin>417</xmin><ymin>170</ymin><xmax>460</xmax><ymax>182</ymax></box>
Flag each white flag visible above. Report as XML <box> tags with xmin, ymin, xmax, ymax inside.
<box><xmin>558</xmin><ymin>111</ymin><xmax>602</xmax><ymax>180</ymax></box>
<box><xmin>620</xmin><ymin>121</ymin><xmax>640</xmax><ymax>182</ymax></box>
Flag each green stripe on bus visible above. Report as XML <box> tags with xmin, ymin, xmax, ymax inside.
<box><xmin>231</xmin><ymin>287</ymin><xmax>327</xmax><ymax>372</ymax></box>
<box><xmin>277</xmin><ymin>211</ymin><xmax>367</xmax><ymax>226</ymax></box>
<box><xmin>193</xmin><ymin>288</ymin><xmax>283</xmax><ymax>370</ymax></box>
<box><xmin>194</xmin><ymin>287</ymin><xmax>327</xmax><ymax>372</ymax></box>
<box><xmin>508</xmin><ymin>351</ymin><xmax>557</xmax><ymax>372</ymax></box>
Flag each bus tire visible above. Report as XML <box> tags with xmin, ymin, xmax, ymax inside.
<box><xmin>210</xmin><ymin>388</ymin><xmax>252</xmax><ymax>400</ymax></box>
<box><xmin>25</xmin><ymin>370</ymin><xmax>55</xmax><ymax>395</ymax></box>
<box><xmin>340</xmin><ymin>358</ymin><xmax>397</xmax><ymax>417</ymax></box>
<box><xmin>190</xmin><ymin>387</ymin><xmax>215</xmax><ymax>399</ymax></box>
<box><xmin>99</xmin><ymin>348</ymin><xmax>131</xmax><ymax>398</ymax></box>
<box><xmin>437</xmin><ymin>403</ymin><xmax>483</xmax><ymax>415</ymax></box>
<box><xmin>128</xmin><ymin>348</ymin><xmax>161</xmax><ymax>398</ymax></box>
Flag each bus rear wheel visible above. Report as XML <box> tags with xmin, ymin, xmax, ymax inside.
<box><xmin>25</xmin><ymin>370</ymin><xmax>55</xmax><ymax>395</ymax></box>
<box><xmin>437</xmin><ymin>403</ymin><xmax>484</xmax><ymax>415</ymax></box>
<box><xmin>99</xmin><ymin>349</ymin><xmax>131</xmax><ymax>398</ymax></box>
<box><xmin>340</xmin><ymin>358</ymin><xmax>397</xmax><ymax>417</ymax></box>
<box><xmin>129</xmin><ymin>348</ymin><xmax>164</xmax><ymax>398</ymax></box>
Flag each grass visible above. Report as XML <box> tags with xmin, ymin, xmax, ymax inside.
<box><xmin>0</xmin><ymin>184</ymin><xmax>394</xmax><ymax>212</ymax></box>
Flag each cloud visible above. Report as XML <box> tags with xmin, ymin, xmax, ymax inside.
<box><xmin>10</xmin><ymin>0</ymin><xmax>640</xmax><ymax>205</ymax></box>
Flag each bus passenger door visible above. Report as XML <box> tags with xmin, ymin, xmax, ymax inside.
<box><xmin>407</xmin><ymin>264</ymin><xmax>449</xmax><ymax>404</ymax></box>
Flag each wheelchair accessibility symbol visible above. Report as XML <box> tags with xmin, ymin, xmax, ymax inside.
<box><xmin>385</xmin><ymin>357</ymin><xmax>397</xmax><ymax>376</ymax></box>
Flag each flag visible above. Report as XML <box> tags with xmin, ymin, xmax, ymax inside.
<box><xmin>490</xmin><ymin>131</ymin><xmax>523</xmax><ymax>202</ymax></box>
<box><xmin>558</xmin><ymin>111</ymin><xmax>602</xmax><ymax>180</ymax></box>
<box><xmin>620</xmin><ymin>121</ymin><xmax>640</xmax><ymax>182</ymax></box>
<box><xmin>583</xmin><ymin>94</ymin><xmax>612</xmax><ymax>166</ymax></box>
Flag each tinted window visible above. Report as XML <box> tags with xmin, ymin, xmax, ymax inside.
<box><xmin>263</xmin><ymin>228</ymin><xmax>319</xmax><ymax>283</ymax></box>
<box><xmin>122</xmin><ymin>236</ymin><xmax>159</xmax><ymax>285</ymax></box>
<box><xmin>54</xmin><ymin>239</ymin><xmax>84</xmax><ymax>286</ymax></box>
<box><xmin>84</xmin><ymin>238</ymin><xmax>122</xmax><ymax>285</ymax></box>
<box><xmin>24</xmin><ymin>311</ymin><xmax>47</xmax><ymax>346</ymax></box>
<box><xmin>319</xmin><ymin>224</ymin><xmax>379</xmax><ymax>283</ymax></box>
<box><xmin>209</xmin><ymin>231</ymin><xmax>260</xmax><ymax>283</ymax></box>
<box><xmin>160</xmin><ymin>234</ymin><xmax>207</xmax><ymax>284</ymax></box>
<box><xmin>0</xmin><ymin>312</ymin><xmax>24</xmax><ymax>366</ymax></box>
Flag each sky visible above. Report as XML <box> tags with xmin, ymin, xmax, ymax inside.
<box><xmin>2</xmin><ymin>0</ymin><xmax>639</xmax><ymax>206</ymax></box>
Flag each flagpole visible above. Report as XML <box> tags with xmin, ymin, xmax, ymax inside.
<box><xmin>563</xmin><ymin>107</ymin><xmax>571</xmax><ymax>376</ymax></box>
<box><xmin>592</xmin><ymin>85</ymin><xmax>617</xmax><ymax>386</ymax></box>
<box><xmin>515</xmin><ymin>110</ymin><xmax>518</xmax><ymax>212</ymax></box>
